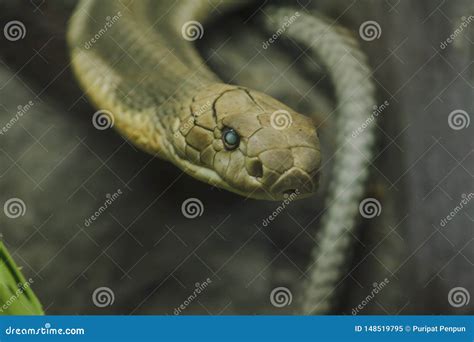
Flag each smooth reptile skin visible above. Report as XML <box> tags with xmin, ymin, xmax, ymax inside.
<box><xmin>67</xmin><ymin>0</ymin><xmax>321</xmax><ymax>201</ymax></box>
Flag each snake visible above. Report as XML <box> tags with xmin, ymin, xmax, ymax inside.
<box><xmin>67</xmin><ymin>0</ymin><xmax>321</xmax><ymax>201</ymax></box>
<box><xmin>68</xmin><ymin>0</ymin><xmax>376</xmax><ymax>313</ymax></box>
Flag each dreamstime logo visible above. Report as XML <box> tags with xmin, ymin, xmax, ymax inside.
<box><xmin>440</xmin><ymin>15</ymin><xmax>474</xmax><ymax>50</ymax></box>
<box><xmin>181</xmin><ymin>198</ymin><xmax>204</xmax><ymax>218</ymax></box>
<box><xmin>448</xmin><ymin>287</ymin><xmax>470</xmax><ymax>308</ymax></box>
<box><xmin>0</xmin><ymin>278</ymin><xmax>34</xmax><ymax>313</ymax></box>
<box><xmin>84</xmin><ymin>189</ymin><xmax>123</xmax><ymax>227</ymax></box>
<box><xmin>173</xmin><ymin>278</ymin><xmax>213</xmax><ymax>315</ymax></box>
<box><xmin>261</xmin><ymin>189</ymin><xmax>300</xmax><ymax>227</ymax></box>
<box><xmin>3</xmin><ymin>198</ymin><xmax>26</xmax><ymax>219</ymax></box>
<box><xmin>439</xmin><ymin>193</ymin><xmax>473</xmax><ymax>227</ymax></box>
<box><xmin>92</xmin><ymin>287</ymin><xmax>115</xmax><ymax>307</ymax></box>
<box><xmin>448</xmin><ymin>109</ymin><xmax>470</xmax><ymax>130</ymax></box>
<box><xmin>359</xmin><ymin>198</ymin><xmax>382</xmax><ymax>219</ymax></box>
<box><xmin>359</xmin><ymin>21</ymin><xmax>382</xmax><ymax>41</ymax></box>
<box><xmin>352</xmin><ymin>100</ymin><xmax>389</xmax><ymax>138</ymax></box>
<box><xmin>92</xmin><ymin>110</ymin><xmax>114</xmax><ymax>130</ymax></box>
<box><xmin>351</xmin><ymin>278</ymin><xmax>390</xmax><ymax>315</ymax></box>
<box><xmin>262</xmin><ymin>11</ymin><xmax>301</xmax><ymax>49</ymax></box>
<box><xmin>270</xmin><ymin>110</ymin><xmax>292</xmax><ymax>130</ymax></box>
<box><xmin>270</xmin><ymin>287</ymin><xmax>292</xmax><ymax>308</ymax></box>
<box><xmin>181</xmin><ymin>21</ymin><xmax>204</xmax><ymax>41</ymax></box>
<box><xmin>174</xmin><ymin>100</ymin><xmax>212</xmax><ymax>139</ymax></box>
<box><xmin>84</xmin><ymin>11</ymin><xmax>122</xmax><ymax>49</ymax></box>
<box><xmin>0</xmin><ymin>100</ymin><xmax>35</xmax><ymax>136</ymax></box>
<box><xmin>3</xmin><ymin>21</ymin><xmax>26</xmax><ymax>41</ymax></box>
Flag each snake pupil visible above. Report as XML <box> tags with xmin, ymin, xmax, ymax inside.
<box><xmin>223</xmin><ymin>128</ymin><xmax>240</xmax><ymax>150</ymax></box>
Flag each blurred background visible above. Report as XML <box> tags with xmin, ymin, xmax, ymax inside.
<box><xmin>0</xmin><ymin>0</ymin><xmax>472</xmax><ymax>314</ymax></box>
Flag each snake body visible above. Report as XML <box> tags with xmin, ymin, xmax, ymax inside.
<box><xmin>68</xmin><ymin>0</ymin><xmax>321</xmax><ymax>201</ymax></box>
<box><xmin>264</xmin><ymin>9</ymin><xmax>376</xmax><ymax>313</ymax></box>
<box><xmin>68</xmin><ymin>1</ymin><xmax>376</xmax><ymax>313</ymax></box>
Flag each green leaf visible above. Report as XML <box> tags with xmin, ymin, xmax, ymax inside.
<box><xmin>0</xmin><ymin>241</ymin><xmax>43</xmax><ymax>315</ymax></box>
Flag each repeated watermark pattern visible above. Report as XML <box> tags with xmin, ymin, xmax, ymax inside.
<box><xmin>440</xmin><ymin>16</ymin><xmax>474</xmax><ymax>50</ymax></box>
<box><xmin>92</xmin><ymin>287</ymin><xmax>115</xmax><ymax>308</ymax></box>
<box><xmin>174</xmin><ymin>100</ymin><xmax>212</xmax><ymax>138</ymax></box>
<box><xmin>447</xmin><ymin>109</ymin><xmax>470</xmax><ymax>130</ymax></box>
<box><xmin>92</xmin><ymin>109</ymin><xmax>115</xmax><ymax>130</ymax></box>
<box><xmin>3</xmin><ymin>198</ymin><xmax>26</xmax><ymax>219</ymax></box>
<box><xmin>0</xmin><ymin>100</ymin><xmax>34</xmax><ymax>135</ymax></box>
<box><xmin>270</xmin><ymin>286</ymin><xmax>293</xmax><ymax>308</ymax></box>
<box><xmin>3</xmin><ymin>20</ymin><xmax>26</xmax><ymax>41</ymax></box>
<box><xmin>84</xmin><ymin>12</ymin><xmax>122</xmax><ymax>49</ymax></box>
<box><xmin>84</xmin><ymin>189</ymin><xmax>123</xmax><ymax>227</ymax></box>
<box><xmin>351</xmin><ymin>278</ymin><xmax>390</xmax><ymax>315</ymax></box>
<box><xmin>181</xmin><ymin>198</ymin><xmax>204</xmax><ymax>219</ymax></box>
<box><xmin>358</xmin><ymin>198</ymin><xmax>382</xmax><ymax>219</ymax></box>
<box><xmin>262</xmin><ymin>189</ymin><xmax>300</xmax><ymax>227</ymax></box>
<box><xmin>0</xmin><ymin>0</ymin><xmax>472</xmax><ymax>318</ymax></box>
<box><xmin>181</xmin><ymin>21</ymin><xmax>204</xmax><ymax>41</ymax></box>
<box><xmin>270</xmin><ymin>109</ymin><xmax>293</xmax><ymax>130</ymax></box>
<box><xmin>352</xmin><ymin>100</ymin><xmax>389</xmax><ymax>138</ymax></box>
<box><xmin>447</xmin><ymin>287</ymin><xmax>470</xmax><ymax>308</ymax></box>
<box><xmin>0</xmin><ymin>278</ymin><xmax>34</xmax><ymax>313</ymax></box>
<box><xmin>439</xmin><ymin>193</ymin><xmax>473</xmax><ymax>227</ymax></box>
<box><xmin>173</xmin><ymin>278</ymin><xmax>213</xmax><ymax>314</ymax></box>
<box><xmin>359</xmin><ymin>21</ymin><xmax>382</xmax><ymax>41</ymax></box>
<box><xmin>262</xmin><ymin>11</ymin><xmax>300</xmax><ymax>49</ymax></box>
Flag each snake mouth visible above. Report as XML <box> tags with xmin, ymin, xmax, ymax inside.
<box><xmin>268</xmin><ymin>167</ymin><xmax>316</xmax><ymax>199</ymax></box>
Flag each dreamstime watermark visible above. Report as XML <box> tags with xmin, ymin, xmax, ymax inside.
<box><xmin>181</xmin><ymin>21</ymin><xmax>204</xmax><ymax>41</ymax></box>
<box><xmin>270</xmin><ymin>286</ymin><xmax>292</xmax><ymax>308</ymax></box>
<box><xmin>351</xmin><ymin>278</ymin><xmax>390</xmax><ymax>315</ymax></box>
<box><xmin>173</xmin><ymin>278</ymin><xmax>213</xmax><ymax>314</ymax></box>
<box><xmin>5</xmin><ymin>323</ymin><xmax>85</xmax><ymax>336</ymax></box>
<box><xmin>262</xmin><ymin>11</ymin><xmax>300</xmax><ymax>49</ymax></box>
<box><xmin>440</xmin><ymin>15</ymin><xmax>474</xmax><ymax>50</ymax></box>
<box><xmin>439</xmin><ymin>193</ymin><xmax>473</xmax><ymax>227</ymax></box>
<box><xmin>448</xmin><ymin>109</ymin><xmax>470</xmax><ymax>130</ymax></box>
<box><xmin>3</xmin><ymin>20</ymin><xmax>26</xmax><ymax>41</ymax></box>
<box><xmin>92</xmin><ymin>287</ymin><xmax>115</xmax><ymax>307</ymax></box>
<box><xmin>261</xmin><ymin>189</ymin><xmax>300</xmax><ymax>227</ymax></box>
<box><xmin>359</xmin><ymin>20</ymin><xmax>382</xmax><ymax>41</ymax></box>
<box><xmin>359</xmin><ymin>197</ymin><xmax>382</xmax><ymax>219</ymax></box>
<box><xmin>0</xmin><ymin>278</ymin><xmax>34</xmax><ymax>313</ymax></box>
<box><xmin>84</xmin><ymin>12</ymin><xmax>122</xmax><ymax>49</ymax></box>
<box><xmin>0</xmin><ymin>101</ymin><xmax>35</xmax><ymax>136</ymax></box>
<box><xmin>448</xmin><ymin>287</ymin><xmax>470</xmax><ymax>308</ymax></box>
<box><xmin>270</xmin><ymin>109</ymin><xmax>293</xmax><ymax>130</ymax></box>
<box><xmin>92</xmin><ymin>109</ymin><xmax>115</xmax><ymax>130</ymax></box>
<box><xmin>3</xmin><ymin>198</ymin><xmax>26</xmax><ymax>219</ymax></box>
<box><xmin>181</xmin><ymin>198</ymin><xmax>204</xmax><ymax>219</ymax></box>
<box><xmin>352</xmin><ymin>100</ymin><xmax>389</xmax><ymax>138</ymax></box>
<box><xmin>84</xmin><ymin>189</ymin><xmax>122</xmax><ymax>227</ymax></box>
<box><xmin>174</xmin><ymin>101</ymin><xmax>212</xmax><ymax>138</ymax></box>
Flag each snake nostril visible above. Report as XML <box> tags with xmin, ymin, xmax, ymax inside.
<box><xmin>247</xmin><ymin>158</ymin><xmax>263</xmax><ymax>178</ymax></box>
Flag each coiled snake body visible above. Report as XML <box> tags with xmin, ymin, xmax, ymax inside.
<box><xmin>68</xmin><ymin>0</ymin><xmax>376</xmax><ymax>313</ymax></box>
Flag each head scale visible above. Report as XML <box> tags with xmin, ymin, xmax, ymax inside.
<box><xmin>172</xmin><ymin>84</ymin><xmax>321</xmax><ymax>201</ymax></box>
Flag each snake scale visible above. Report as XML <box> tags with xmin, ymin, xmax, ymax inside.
<box><xmin>68</xmin><ymin>0</ymin><xmax>376</xmax><ymax>314</ymax></box>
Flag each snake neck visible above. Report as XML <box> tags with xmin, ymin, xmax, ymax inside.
<box><xmin>68</xmin><ymin>0</ymin><xmax>321</xmax><ymax>200</ymax></box>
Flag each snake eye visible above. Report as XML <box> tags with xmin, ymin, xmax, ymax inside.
<box><xmin>222</xmin><ymin>128</ymin><xmax>240</xmax><ymax>150</ymax></box>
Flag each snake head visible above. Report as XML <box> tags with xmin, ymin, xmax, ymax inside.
<box><xmin>172</xmin><ymin>84</ymin><xmax>321</xmax><ymax>201</ymax></box>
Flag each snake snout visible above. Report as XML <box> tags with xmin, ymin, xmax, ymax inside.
<box><xmin>254</xmin><ymin>146</ymin><xmax>320</xmax><ymax>200</ymax></box>
<box><xmin>271</xmin><ymin>167</ymin><xmax>316</xmax><ymax>198</ymax></box>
